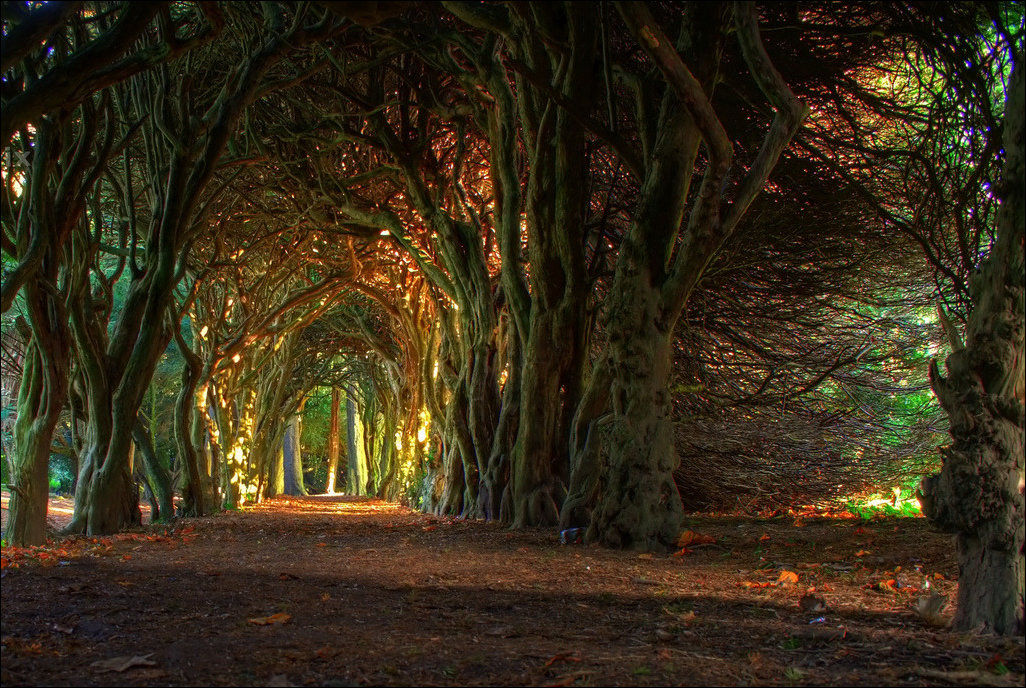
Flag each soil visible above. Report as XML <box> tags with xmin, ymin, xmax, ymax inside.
<box><xmin>1</xmin><ymin>493</ymin><xmax>1023</xmax><ymax>687</ymax></box>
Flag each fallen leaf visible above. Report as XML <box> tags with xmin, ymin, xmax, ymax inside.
<box><xmin>247</xmin><ymin>612</ymin><xmax>292</xmax><ymax>625</ymax></box>
<box><xmin>866</xmin><ymin>578</ymin><xmax>898</xmax><ymax>592</ymax></box>
<box><xmin>637</xmin><ymin>553</ymin><xmax>654</xmax><ymax>559</ymax></box>
<box><xmin>985</xmin><ymin>653</ymin><xmax>1008</xmax><ymax>674</ymax></box>
<box><xmin>320</xmin><ymin>592</ymin><xmax>331</xmax><ymax>601</ymax></box>
<box><xmin>91</xmin><ymin>654</ymin><xmax>158</xmax><ymax>672</ymax></box>
<box><xmin>758</xmin><ymin>533</ymin><xmax>771</xmax><ymax>542</ymax></box>
<box><xmin>777</xmin><ymin>570</ymin><xmax>799</xmax><ymax>586</ymax></box>
<box><xmin>677</xmin><ymin>530</ymin><xmax>716</xmax><ymax>547</ymax></box>
<box><xmin>543</xmin><ymin>652</ymin><xmax>582</xmax><ymax>668</ymax></box>
<box><xmin>543</xmin><ymin>672</ymin><xmax>594</xmax><ymax>688</ymax></box>
<box><xmin>422</xmin><ymin>525</ymin><xmax>437</xmax><ymax>532</ymax></box>
<box><xmin>854</xmin><ymin>549</ymin><xmax>871</xmax><ymax>557</ymax></box>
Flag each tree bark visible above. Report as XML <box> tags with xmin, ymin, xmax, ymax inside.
<box><xmin>132</xmin><ymin>418</ymin><xmax>174</xmax><ymax>522</ymax></box>
<box><xmin>172</xmin><ymin>329</ymin><xmax>206</xmax><ymax>516</ymax></box>
<box><xmin>921</xmin><ymin>58</ymin><xmax>1025</xmax><ymax>635</ymax></box>
<box><xmin>7</xmin><ymin>339</ymin><xmax>64</xmax><ymax>546</ymax></box>
<box><xmin>345</xmin><ymin>390</ymin><xmax>368</xmax><ymax>495</ymax></box>
<box><xmin>325</xmin><ymin>387</ymin><xmax>341</xmax><ymax>493</ymax></box>
<box><xmin>282</xmin><ymin>414</ymin><xmax>307</xmax><ymax>496</ymax></box>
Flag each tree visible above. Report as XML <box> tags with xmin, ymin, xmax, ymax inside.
<box><xmin>65</xmin><ymin>4</ymin><xmax>346</xmax><ymax>534</ymax></box>
<box><xmin>562</xmin><ymin>2</ymin><xmax>808</xmax><ymax>549</ymax></box>
<box><xmin>919</xmin><ymin>55</ymin><xmax>1024</xmax><ymax>635</ymax></box>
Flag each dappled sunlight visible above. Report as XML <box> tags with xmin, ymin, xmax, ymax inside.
<box><xmin>243</xmin><ymin>494</ymin><xmax>408</xmax><ymax>519</ymax></box>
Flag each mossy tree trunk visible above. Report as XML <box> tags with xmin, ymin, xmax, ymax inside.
<box><xmin>486</xmin><ymin>4</ymin><xmax>595</xmax><ymax>529</ymax></box>
<box><xmin>171</xmin><ymin>327</ymin><xmax>206</xmax><ymax>516</ymax></box>
<box><xmin>571</xmin><ymin>2</ymin><xmax>808</xmax><ymax>549</ymax></box>
<box><xmin>8</xmin><ymin>333</ymin><xmax>69</xmax><ymax>546</ymax></box>
<box><xmin>131</xmin><ymin>418</ymin><xmax>174</xmax><ymax>522</ymax></box>
<box><xmin>6</xmin><ymin>108</ymin><xmax>103</xmax><ymax>545</ymax></box>
<box><xmin>920</xmin><ymin>58</ymin><xmax>1025</xmax><ymax>636</ymax></box>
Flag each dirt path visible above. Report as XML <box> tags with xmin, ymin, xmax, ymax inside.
<box><xmin>1</xmin><ymin>495</ymin><xmax>1023</xmax><ymax>686</ymax></box>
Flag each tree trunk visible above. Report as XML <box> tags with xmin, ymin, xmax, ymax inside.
<box><xmin>132</xmin><ymin>418</ymin><xmax>174</xmax><ymax>522</ymax></box>
<box><xmin>282</xmin><ymin>414</ymin><xmax>307</xmax><ymax>496</ymax></box>
<box><xmin>7</xmin><ymin>339</ymin><xmax>64</xmax><ymax>546</ymax></box>
<box><xmin>345</xmin><ymin>391</ymin><xmax>367</xmax><ymax>495</ymax></box>
<box><xmin>921</xmin><ymin>60</ymin><xmax>1025</xmax><ymax>635</ymax></box>
<box><xmin>510</xmin><ymin>312</ymin><xmax>576</xmax><ymax>527</ymax></box>
<box><xmin>172</xmin><ymin>335</ymin><xmax>205</xmax><ymax>516</ymax></box>
<box><xmin>588</xmin><ymin>285</ymin><xmax>683</xmax><ymax>550</ymax></box>
<box><xmin>325</xmin><ymin>387</ymin><xmax>341</xmax><ymax>493</ymax></box>
<box><xmin>482</xmin><ymin>331</ymin><xmax>521</xmax><ymax>522</ymax></box>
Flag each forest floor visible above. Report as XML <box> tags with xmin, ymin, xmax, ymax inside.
<box><xmin>1</xmin><ymin>492</ymin><xmax>1024</xmax><ymax>687</ymax></box>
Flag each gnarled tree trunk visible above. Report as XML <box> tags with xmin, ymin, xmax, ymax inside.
<box><xmin>920</xmin><ymin>59</ymin><xmax>1025</xmax><ymax>636</ymax></box>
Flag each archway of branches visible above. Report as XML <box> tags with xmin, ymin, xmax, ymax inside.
<box><xmin>2</xmin><ymin>1</ymin><xmax>1023</xmax><ymax>634</ymax></box>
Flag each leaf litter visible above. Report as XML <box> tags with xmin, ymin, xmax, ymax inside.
<box><xmin>1</xmin><ymin>493</ymin><xmax>1024</xmax><ymax>686</ymax></box>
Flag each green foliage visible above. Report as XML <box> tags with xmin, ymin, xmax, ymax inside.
<box><xmin>47</xmin><ymin>454</ymin><xmax>75</xmax><ymax>494</ymax></box>
<box><xmin>842</xmin><ymin>480</ymin><xmax>925</xmax><ymax>519</ymax></box>
<box><xmin>301</xmin><ymin>388</ymin><xmax>333</xmax><ymax>464</ymax></box>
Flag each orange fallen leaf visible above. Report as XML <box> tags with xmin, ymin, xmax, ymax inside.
<box><xmin>543</xmin><ymin>674</ymin><xmax>589</xmax><ymax>688</ymax></box>
<box><xmin>855</xmin><ymin>550</ymin><xmax>871</xmax><ymax>557</ymax></box>
<box><xmin>247</xmin><ymin>612</ymin><xmax>292</xmax><ymax>625</ymax></box>
<box><xmin>677</xmin><ymin>530</ymin><xmax>716</xmax><ymax>548</ymax></box>
<box><xmin>543</xmin><ymin>652</ymin><xmax>581</xmax><ymax>668</ymax></box>
<box><xmin>316</xmin><ymin>542</ymin><xmax>328</xmax><ymax>547</ymax></box>
<box><xmin>673</xmin><ymin>547</ymin><xmax>692</xmax><ymax>556</ymax></box>
<box><xmin>865</xmin><ymin>579</ymin><xmax>898</xmax><ymax>592</ymax></box>
<box><xmin>777</xmin><ymin>570</ymin><xmax>799</xmax><ymax>586</ymax></box>
<box><xmin>422</xmin><ymin>525</ymin><xmax>437</xmax><ymax>532</ymax></box>
<box><xmin>320</xmin><ymin>592</ymin><xmax>331</xmax><ymax>601</ymax></box>
<box><xmin>758</xmin><ymin>533</ymin><xmax>771</xmax><ymax>542</ymax></box>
